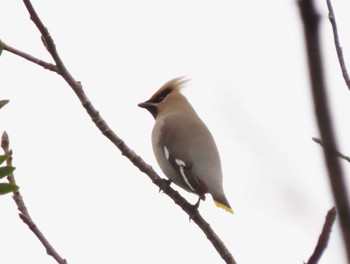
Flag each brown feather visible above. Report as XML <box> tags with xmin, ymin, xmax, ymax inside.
<box><xmin>148</xmin><ymin>76</ymin><xmax>189</xmax><ymax>102</ymax></box>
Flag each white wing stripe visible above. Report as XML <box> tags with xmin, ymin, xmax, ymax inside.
<box><xmin>175</xmin><ymin>158</ymin><xmax>186</xmax><ymax>167</ymax></box>
<box><xmin>163</xmin><ymin>146</ymin><xmax>170</xmax><ymax>160</ymax></box>
<box><xmin>175</xmin><ymin>159</ymin><xmax>195</xmax><ymax>191</ymax></box>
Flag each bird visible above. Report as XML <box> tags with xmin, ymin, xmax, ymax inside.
<box><xmin>138</xmin><ymin>77</ymin><xmax>233</xmax><ymax>214</ymax></box>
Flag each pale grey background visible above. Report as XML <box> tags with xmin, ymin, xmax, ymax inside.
<box><xmin>1</xmin><ymin>0</ymin><xmax>350</xmax><ymax>263</ymax></box>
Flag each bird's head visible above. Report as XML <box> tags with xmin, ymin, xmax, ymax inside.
<box><xmin>138</xmin><ymin>77</ymin><xmax>189</xmax><ymax>119</ymax></box>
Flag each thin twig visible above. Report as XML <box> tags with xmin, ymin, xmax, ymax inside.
<box><xmin>0</xmin><ymin>100</ymin><xmax>10</xmax><ymax>109</ymax></box>
<box><xmin>326</xmin><ymin>0</ymin><xmax>350</xmax><ymax>90</ymax></box>
<box><xmin>22</xmin><ymin>0</ymin><xmax>65</xmax><ymax>71</ymax></box>
<box><xmin>298</xmin><ymin>0</ymin><xmax>350</xmax><ymax>263</ymax></box>
<box><xmin>312</xmin><ymin>137</ymin><xmax>350</xmax><ymax>163</ymax></box>
<box><xmin>4</xmin><ymin>1</ymin><xmax>237</xmax><ymax>263</ymax></box>
<box><xmin>1</xmin><ymin>132</ymin><xmax>68</xmax><ymax>264</ymax></box>
<box><xmin>306</xmin><ymin>207</ymin><xmax>337</xmax><ymax>264</ymax></box>
<box><xmin>0</xmin><ymin>39</ymin><xmax>58</xmax><ymax>72</ymax></box>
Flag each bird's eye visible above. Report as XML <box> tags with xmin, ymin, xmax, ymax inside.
<box><xmin>154</xmin><ymin>95</ymin><xmax>165</xmax><ymax>103</ymax></box>
<box><xmin>152</xmin><ymin>88</ymin><xmax>172</xmax><ymax>103</ymax></box>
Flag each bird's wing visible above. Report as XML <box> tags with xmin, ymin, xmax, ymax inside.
<box><xmin>159</xmin><ymin>118</ymin><xmax>207</xmax><ymax>199</ymax></box>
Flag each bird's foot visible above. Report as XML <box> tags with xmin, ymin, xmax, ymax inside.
<box><xmin>156</xmin><ymin>178</ymin><xmax>171</xmax><ymax>193</ymax></box>
<box><xmin>187</xmin><ymin>197</ymin><xmax>201</xmax><ymax>221</ymax></box>
<box><xmin>193</xmin><ymin>197</ymin><xmax>201</xmax><ymax>210</ymax></box>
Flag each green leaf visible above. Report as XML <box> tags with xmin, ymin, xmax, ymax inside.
<box><xmin>0</xmin><ymin>41</ymin><xmax>3</xmax><ymax>56</ymax></box>
<box><xmin>0</xmin><ymin>183</ymin><xmax>18</xmax><ymax>195</ymax></box>
<box><xmin>0</xmin><ymin>166</ymin><xmax>15</xmax><ymax>179</ymax></box>
<box><xmin>0</xmin><ymin>154</ymin><xmax>10</xmax><ymax>165</ymax></box>
<box><xmin>0</xmin><ymin>100</ymin><xmax>9</xmax><ymax>109</ymax></box>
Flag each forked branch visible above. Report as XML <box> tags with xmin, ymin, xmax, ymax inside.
<box><xmin>298</xmin><ymin>0</ymin><xmax>350</xmax><ymax>262</ymax></box>
<box><xmin>1</xmin><ymin>1</ymin><xmax>237</xmax><ymax>263</ymax></box>
<box><xmin>1</xmin><ymin>132</ymin><xmax>68</xmax><ymax>264</ymax></box>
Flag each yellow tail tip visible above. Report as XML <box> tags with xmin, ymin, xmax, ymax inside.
<box><xmin>214</xmin><ymin>201</ymin><xmax>234</xmax><ymax>214</ymax></box>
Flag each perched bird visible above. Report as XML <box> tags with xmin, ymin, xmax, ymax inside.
<box><xmin>138</xmin><ymin>77</ymin><xmax>233</xmax><ymax>214</ymax></box>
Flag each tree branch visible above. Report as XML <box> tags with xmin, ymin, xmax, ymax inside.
<box><xmin>1</xmin><ymin>1</ymin><xmax>237</xmax><ymax>263</ymax></box>
<box><xmin>326</xmin><ymin>0</ymin><xmax>350</xmax><ymax>90</ymax></box>
<box><xmin>298</xmin><ymin>0</ymin><xmax>350</xmax><ymax>262</ymax></box>
<box><xmin>0</xmin><ymin>99</ymin><xmax>10</xmax><ymax>109</ymax></box>
<box><xmin>0</xmin><ymin>39</ymin><xmax>58</xmax><ymax>72</ymax></box>
<box><xmin>1</xmin><ymin>132</ymin><xmax>68</xmax><ymax>264</ymax></box>
<box><xmin>306</xmin><ymin>207</ymin><xmax>337</xmax><ymax>264</ymax></box>
<box><xmin>22</xmin><ymin>0</ymin><xmax>65</xmax><ymax>72</ymax></box>
<box><xmin>312</xmin><ymin>137</ymin><xmax>350</xmax><ymax>163</ymax></box>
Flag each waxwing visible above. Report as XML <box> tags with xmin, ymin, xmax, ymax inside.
<box><xmin>138</xmin><ymin>77</ymin><xmax>233</xmax><ymax>213</ymax></box>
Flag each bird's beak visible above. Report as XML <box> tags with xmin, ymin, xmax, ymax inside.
<box><xmin>138</xmin><ymin>101</ymin><xmax>155</xmax><ymax>109</ymax></box>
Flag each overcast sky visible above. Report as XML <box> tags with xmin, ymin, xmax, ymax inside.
<box><xmin>1</xmin><ymin>0</ymin><xmax>350</xmax><ymax>263</ymax></box>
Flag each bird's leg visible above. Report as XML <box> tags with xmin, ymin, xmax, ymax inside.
<box><xmin>187</xmin><ymin>197</ymin><xmax>201</xmax><ymax>222</ymax></box>
<box><xmin>193</xmin><ymin>196</ymin><xmax>201</xmax><ymax>210</ymax></box>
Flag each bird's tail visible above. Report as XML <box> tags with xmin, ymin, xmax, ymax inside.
<box><xmin>213</xmin><ymin>196</ymin><xmax>234</xmax><ymax>214</ymax></box>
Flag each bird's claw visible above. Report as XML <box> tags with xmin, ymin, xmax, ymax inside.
<box><xmin>158</xmin><ymin>178</ymin><xmax>171</xmax><ymax>193</ymax></box>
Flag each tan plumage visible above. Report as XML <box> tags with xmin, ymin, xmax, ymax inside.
<box><xmin>138</xmin><ymin>77</ymin><xmax>233</xmax><ymax>213</ymax></box>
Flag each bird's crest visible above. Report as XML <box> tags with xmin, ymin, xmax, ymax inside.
<box><xmin>149</xmin><ymin>77</ymin><xmax>189</xmax><ymax>102</ymax></box>
<box><xmin>159</xmin><ymin>76</ymin><xmax>189</xmax><ymax>92</ymax></box>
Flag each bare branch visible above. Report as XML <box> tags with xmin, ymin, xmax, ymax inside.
<box><xmin>0</xmin><ymin>39</ymin><xmax>58</xmax><ymax>72</ymax></box>
<box><xmin>326</xmin><ymin>0</ymin><xmax>350</xmax><ymax>90</ymax></box>
<box><xmin>22</xmin><ymin>0</ymin><xmax>65</xmax><ymax>71</ymax></box>
<box><xmin>1</xmin><ymin>132</ymin><xmax>68</xmax><ymax>264</ymax></box>
<box><xmin>0</xmin><ymin>1</ymin><xmax>238</xmax><ymax>263</ymax></box>
<box><xmin>0</xmin><ymin>100</ymin><xmax>10</xmax><ymax>109</ymax></box>
<box><xmin>298</xmin><ymin>0</ymin><xmax>350</xmax><ymax>262</ymax></box>
<box><xmin>306</xmin><ymin>207</ymin><xmax>337</xmax><ymax>264</ymax></box>
<box><xmin>312</xmin><ymin>137</ymin><xmax>350</xmax><ymax>163</ymax></box>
